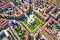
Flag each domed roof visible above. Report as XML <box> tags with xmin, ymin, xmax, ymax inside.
<box><xmin>27</xmin><ymin>18</ymin><xmax>34</xmax><ymax>24</ymax></box>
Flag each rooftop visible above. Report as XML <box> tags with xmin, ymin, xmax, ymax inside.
<box><xmin>0</xmin><ymin>18</ymin><xmax>8</xmax><ymax>28</ymax></box>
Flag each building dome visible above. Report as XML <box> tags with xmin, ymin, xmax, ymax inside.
<box><xmin>29</xmin><ymin>14</ymin><xmax>34</xmax><ymax>18</ymax></box>
<box><xmin>27</xmin><ymin>18</ymin><xmax>35</xmax><ymax>24</ymax></box>
<box><xmin>27</xmin><ymin>14</ymin><xmax>35</xmax><ymax>24</ymax></box>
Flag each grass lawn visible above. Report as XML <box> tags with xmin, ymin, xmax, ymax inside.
<box><xmin>33</xmin><ymin>12</ymin><xmax>46</xmax><ymax>24</ymax></box>
<box><xmin>0</xmin><ymin>10</ymin><xmax>3</xmax><ymax>14</ymax></box>
<box><xmin>39</xmin><ymin>3</ymin><xmax>46</xmax><ymax>9</ymax></box>
<box><xmin>40</xmin><ymin>11</ymin><xmax>44</xmax><ymax>14</ymax></box>
<box><xmin>14</xmin><ymin>26</ymin><xmax>22</xmax><ymax>34</ymax></box>
<box><xmin>14</xmin><ymin>1</ymin><xmax>18</xmax><ymax>5</ymax></box>
<box><xmin>34</xmin><ymin>18</ymin><xmax>41</xmax><ymax>26</ymax></box>
<box><xmin>23</xmin><ymin>17</ymin><xmax>41</xmax><ymax>30</ymax></box>
<box><xmin>54</xmin><ymin>24</ymin><xmax>60</xmax><ymax>30</ymax></box>
<box><xmin>14</xmin><ymin>26</ymin><xmax>25</xmax><ymax>40</ymax></box>
<box><xmin>23</xmin><ymin>18</ymin><xmax>28</xmax><ymax>24</ymax></box>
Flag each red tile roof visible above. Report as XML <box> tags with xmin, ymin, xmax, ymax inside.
<box><xmin>0</xmin><ymin>18</ymin><xmax>8</xmax><ymax>28</ymax></box>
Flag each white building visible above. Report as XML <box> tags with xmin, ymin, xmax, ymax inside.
<box><xmin>27</xmin><ymin>14</ymin><xmax>35</xmax><ymax>24</ymax></box>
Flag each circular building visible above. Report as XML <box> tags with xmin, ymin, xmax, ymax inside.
<box><xmin>27</xmin><ymin>18</ymin><xmax>35</xmax><ymax>24</ymax></box>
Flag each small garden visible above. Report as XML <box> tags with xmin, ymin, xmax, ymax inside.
<box><xmin>13</xmin><ymin>1</ymin><xmax>21</xmax><ymax>8</ymax></box>
<box><xmin>13</xmin><ymin>1</ymin><xmax>18</xmax><ymax>5</ymax></box>
<box><xmin>14</xmin><ymin>25</ymin><xmax>25</xmax><ymax>40</ymax></box>
<box><xmin>39</xmin><ymin>3</ymin><xmax>46</xmax><ymax>9</ymax></box>
<box><xmin>0</xmin><ymin>9</ymin><xmax>3</xmax><ymax>14</ymax></box>
<box><xmin>54</xmin><ymin>23</ymin><xmax>60</xmax><ymax>30</ymax></box>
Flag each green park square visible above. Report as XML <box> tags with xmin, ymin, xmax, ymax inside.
<box><xmin>23</xmin><ymin>17</ymin><xmax>43</xmax><ymax>30</ymax></box>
